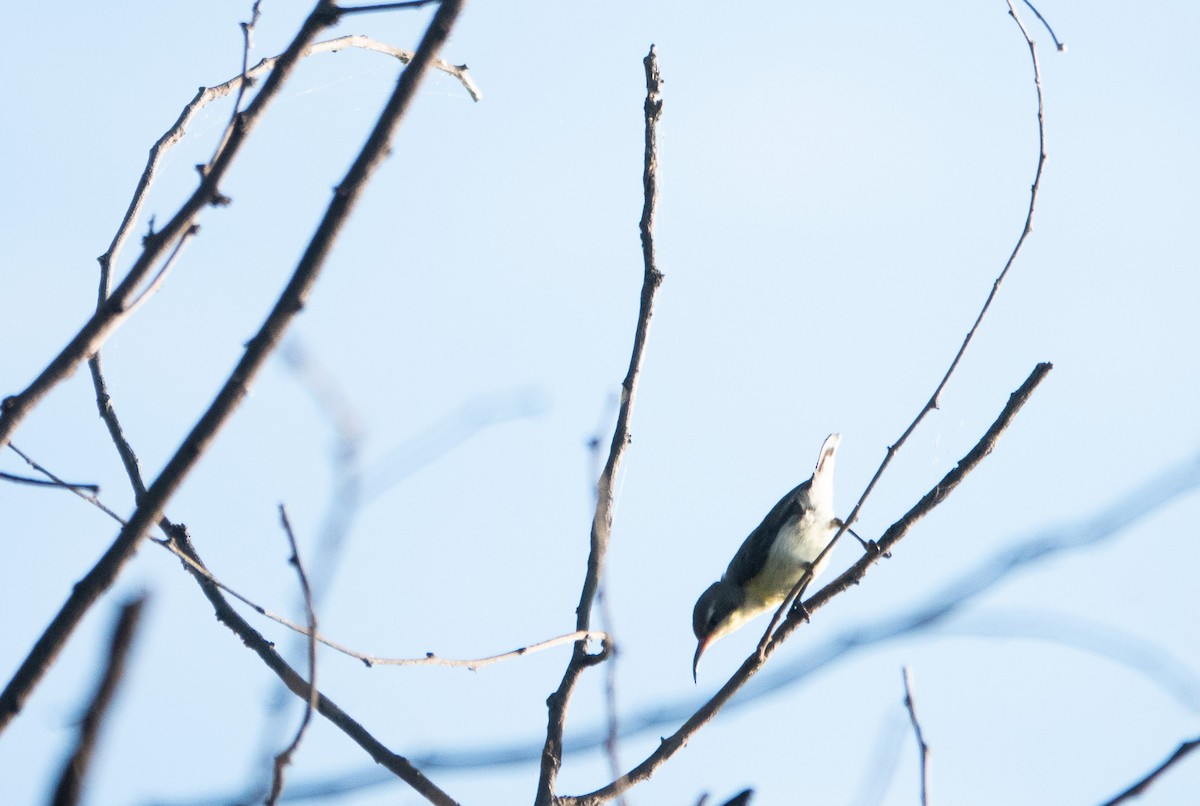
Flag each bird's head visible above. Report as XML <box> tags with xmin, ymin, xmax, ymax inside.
<box><xmin>691</xmin><ymin>579</ymin><xmax>747</xmax><ymax>682</ymax></box>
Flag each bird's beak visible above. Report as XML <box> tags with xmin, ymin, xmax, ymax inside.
<box><xmin>692</xmin><ymin>637</ymin><xmax>711</xmax><ymax>683</ymax></box>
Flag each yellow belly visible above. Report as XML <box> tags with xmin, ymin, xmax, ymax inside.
<box><xmin>743</xmin><ymin>513</ymin><xmax>838</xmax><ymax>610</ymax></box>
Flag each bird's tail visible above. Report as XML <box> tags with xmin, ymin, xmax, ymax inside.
<box><xmin>809</xmin><ymin>433</ymin><xmax>840</xmax><ymax>504</ymax></box>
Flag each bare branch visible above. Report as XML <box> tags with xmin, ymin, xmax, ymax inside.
<box><xmin>559</xmin><ymin>363</ymin><xmax>1050</xmax><ymax>805</ymax></box>
<box><xmin>338</xmin><ymin>0</ymin><xmax>442</xmax><ymax>13</ymax></box>
<box><xmin>267</xmin><ymin>506</ymin><xmax>319</xmax><ymax>806</ymax></box>
<box><xmin>242</xmin><ymin>441</ymin><xmax>1200</xmax><ymax>796</ymax></box>
<box><xmin>158</xmin><ymin>507</ymin><xmax>597</xmax><ymax>670</ymax></box>
<box><xmin>96</xmin><ymin>31</ymin><xmax>479</xmax><ymax>302</ymax></box>
<box><xmin>365</xmin><ymin>631</ymin><xmax>609</xmax><ymax>670</ymax></box>
<box><xmin>902</xmin><ymin>667</ymin><xmax>931</xmax><ymax>806</ymax></box>
<box><xmin>1100</xmin><ymin>736</ymin><xmax>1200</xmax><ymax>806</ymax></box>
<box><xmin>757</xmin><ymin>0</ymin><xmax>1054</xmax><ymax>666</ymax></box>
<box><xmin>772</xmin><ymin>363</ymin><xmax>1052</xmax><ymax>644</ymax></box>
<box><xmin>121</xmin><ymin>223</ymin><xmax>200</xmax><ymax>318</ymax></box>
<box><xmin>164</xmin><ymin>525</ymin><xmax>459</xmax><ymax>806</ymax></box>
<box><xmin>228</xmin><ymin>0</ymin><xmax>264</xmax><ymax>124</ymax></box>
<box><xmin>305</xmin><ymin>34</ymin><xmax>481</xmax><ymax>101</ymax></box>
<box><xmin>596</xmin><ymin>586</ymin><xmax>626</xmax><ymax>806</ymax></box>
<box><xmin>0</xmin><ymin>469</ymin><xmax>97</xmax><ymax>494</ymax></box>
<box><xmin>587</xmin><ymin>409</ymin><xmax>627</xmax><ymax>804</ymax></box>
<box><xmin>534</xmin><ymin>44</ymin><xmax>665</xmax><ymax>806</ymax></box>
<box><xmin>1</xmin><ymin>25</ymin><xmax>482</xmax><ymax>460</ymax></box>
<box><xmin>49</xmin><ymin>597</ymin><xmax>147</xmax><ymax>806</ymax></box>
<box><xmin>0</xmin><ymin>0</ymin><xmax>344</xmax><ymax>455</ymax></box>
<box><xmin>1020</xmin><ymin>0</ymin><xmax>1067</xmax><ymax>51</ymax></box>
<box><xmin>14</xmin><ymin>418</ymin><xmax>588</xmax><ymax>676</ymax></box>
<box><xmin>277</xmin><ymin>338</ymin><xmax>365</xmax><ymax>603</ymax></box>
<box><xmin>0</xmin><ymin>0</ymin><xmax>467</xmax><ymax>739</ymax></box>
<box><xmin>7</xmin><ymin>443</ymin><xmax>123</xmax><ymax>522</ymax></box>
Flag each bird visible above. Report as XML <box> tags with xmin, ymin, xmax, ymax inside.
<box><xmin>692</xmin><ymin>433</ymin><xmax>842</xmax><ymax>681</ymax></box>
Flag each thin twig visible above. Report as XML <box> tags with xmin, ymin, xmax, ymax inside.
<box><xmin>902</xmin><ymin>667</ymin><xmax>931</xmax><ymax>806</ymax></box>
<box><xmin>267</xmin><ymin>506</ymin><xmax>319</xmax><ymax>806</ymax></box>
<box><xmin>1100</xmin><ymin>736</ymin><xmax>1200</xmax><ymax>806</ymax></box>
<box><xmin>0</xmin><ymin>27</ymin><xmax>481</xmax><ymax>458</ymax></box>
<box><xmin>48</xmin><ymin>596</ymin><xmax>147</xmax><ymax>806</ymax></box>
<box><xmin>165</xmin><ymin>533</ymin><xmax>608</xmax><ymax>669</ymax></box>
<box><xmin>534</xmin><ymin>44</ymin><xmax>664</xmax><ymax>806</ymax></box>
<box><xmin>366</xmin><ymin>631</ymin><xmax>609</xmax><ymax>669</ymax></box>
<box><xmin>252</xmin><ymin>337</ymin><xmax>365</xmax><ymax>792</ymax></box>
<box><xmin>278</xmin><ymin>338</ymin><xmax>365</xmax><ymax>602</ymax></box>
<box><xmin>559</xmin><ymin>363</ymin><xmax>1050</xmax><ymax>805</ymax></box>
<box><xmin>160</xmin><ymin>520</ymin><xmax>602</xmax><ymax>669</ymax></box>
<box><xmin>230</xmin><ymin>1</ymin><xmax>264</xmax><ymax>122</ymax></box>
<box><xmin>13</xmin><ymin>430</ymin><xmax>595</xmax><ymax>673</ymax></box>
<box><xmin>94</xmin><ymin>33</ymin><xmax>478</xmax><ymax>310</ymax></box>
<box><xmin>771</xmin><ymin>363</ymin><xmax>1051</xmax><ymax>647</ymax></box>
<box><xmin>165</xmin><ymin>525</ymin><xmax>459</xmax><ymax>806</ymax></box>
<box><xmin>245</xmin><ymin>440</ymin><xmax>1200</xmax><ymax>795</ymax></box>
<box><xmin>0</xmin><ymin>1</ymin><xmax>344</xmax><ymax>455</ymax></box>
<box><xmin>25</xmin><ymin>411</ymin><xmax>462</xmax><ymax>806</ymax></box>
<box><xmin>7</xmin><ymin>444</ymin><xmax>123</xmax><ymax>522</ymax></box>
<box><xmin>597</xmin><ymin>588</ymin><xmax>625</xmax><ymax>806</ymax></box>
<box><xmin>89</xmin><ymin>351</ymin><xmax>147</xmax><ymax>500</ymax></box>
<box><xmin>339</xmin><ymin>0</ymin><xmax>441</xmax><ymax>13</ymax></box>
<box><xmin>121</xmin><ymin>223</ymin><xmax>199</xmax><ymax>317</ymax></box>
<box><xmin>0</xmin><ymin>470</ymin><xmax>97</xmax><ymax>494</ymax></box>
<box><xmin>1021</xmin><ymin>0</ymin><xmax>1067</xmax><ymax>51</ymax></box>
<box><xmin>586</xmin><ymin>416</ymin><xmax>627</xmax><ymax>805</ymax></box>
<box><xmin>208</xmin><ymin>0</ymin><xmax>265</xmax><ymax>172</ymax></box>
<box><xmin>0</xmin><ymin>0</ymin><xmax>467</xmax><ymax>749</ymax></box>
<box><xmin>756</xmin><ymin>0</ymin><xmax>1052</xmax><ymax>661</ymax></box>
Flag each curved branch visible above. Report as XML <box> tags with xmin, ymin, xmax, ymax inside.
<box><xmin>758</xmin><ymin>0</ymin><xmax>1055</xmax><ymax>640</ymax></box>
<box><xmin>1101</xmin><ymin>737</ymin><xmax>1200</xmax><ymax>806</ymax></box>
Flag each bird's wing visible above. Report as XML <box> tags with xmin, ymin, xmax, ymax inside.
<box><xmin>723</xmin><ymin>479</ymin><xmax>810</xmax><ymax>587</ymax></box>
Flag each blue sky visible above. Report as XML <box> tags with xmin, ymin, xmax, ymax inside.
<box><xmin>2</xmin><ymin>2</ymin><xmax>1198</xmax><ymax>804</ymax></box>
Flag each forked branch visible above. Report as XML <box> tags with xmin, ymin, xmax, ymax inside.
<box><xmin>0</xmin><ymin>7</ymin><xmax>467</xmax><ymax>781</ymax></box>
